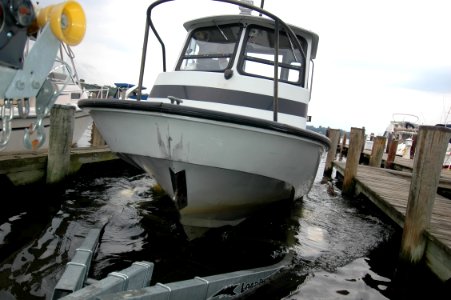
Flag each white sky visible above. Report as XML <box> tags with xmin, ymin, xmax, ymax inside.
<box><xmin>36</xmin><ymin>0</ymin><xmax>451</xmax><ymax>135</ymax></box>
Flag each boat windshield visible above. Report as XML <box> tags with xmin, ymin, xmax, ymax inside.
<box><xmin>240</xmin><ymin>25</ymin><xmax>306</xmax><ymax>85</ymax></box>
<box><xmin>178</xmin><ymin>24</ymin><xmax>242</xmax><ymax>71</ymax></box>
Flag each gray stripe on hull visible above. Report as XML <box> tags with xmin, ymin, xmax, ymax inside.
<box><xmin>150</xmin><ymin>84</ymin><xmax>308</xmax><ymax>117</ymax></box>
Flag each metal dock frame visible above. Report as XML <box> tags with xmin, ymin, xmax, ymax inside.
<box><xmin>52</xmin><ymin>222</ymin><xmax>293</xmax><ymax>300</ymax></box>
<box><xmin>98</xmin><ymin>259</ymin><xmax>288</xmax><ymax>300</ymax></box>
<box><xmin>58</xmin><ymin>261</ymin><xmax>154</xmax><ymax>300</ymax></box>
<box><xmin>56</xmin><ymin>254</ymin><xmax>291</xmax><ymax>300</ymax></box>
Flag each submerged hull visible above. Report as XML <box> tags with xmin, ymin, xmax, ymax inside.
<box><xmin>121</xmin><ymin>154</ymin><xmax>294</xmax><ymax>227</ymax></box>
<box><xmin>79</xmin><ymin>100</ymin><xmax>329</xmax><ymax>228</ymax></box>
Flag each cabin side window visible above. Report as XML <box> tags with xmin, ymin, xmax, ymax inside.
<box><xmin>239</xmin><ymin>25</ymin><xmax>307</xmax><ymax>86</ymax></box>
<box><xmin>177</xmin><ymin>24</ymin><xmax>242</xmax><ymax>72</ymax></box>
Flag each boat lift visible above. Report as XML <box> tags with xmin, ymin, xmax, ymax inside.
<box><xmin>0</xmin><ymin>0</ymin><xmax>86</xmax><ymax>150</ymax></box>
<box><xmin>52</xmin><ymin>226</ymin><xmax>292</xmax><ymax>300</ymax></box>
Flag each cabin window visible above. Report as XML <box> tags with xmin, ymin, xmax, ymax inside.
<box><xmin>71</xmin><ymin>92</ymin><xmax>81</xmax><ymax>99</ymax></box>
<box><xmin>239</xmin><ymin>25</ymin><xmax>307</xmax><ymax>85</ymax></box>
<box><xmin>177</xmin><ymin>24</ymin><xmax>242</xmax><ymax>72</ymax></box>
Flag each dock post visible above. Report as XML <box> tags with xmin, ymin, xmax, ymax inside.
<box><xmin>339</xmin><ymin>132</ymin><xmax>347</xmax><ymax>161</ymax></box>
<box><xmin>47</xmin><ymin>104</ymin><xmax>75</xmax><ymax>184</ymax></box>
<box><xmin>399</xmin><ymin>126</ymin><xmax>451</xmax><ymax>265</ymax></box>
<box><xmin>361</xmin><ymin>127</ymin><xmax>366</xmax><ymax>153</ymax></box>
<box><xmin>369</xmin><ymin>136</ymin><xmax>387</xmax><ymax>167</ymax></box>
<box><xmin>90</xmin><ymin>123</ymin><xmax>106</xmax><ymax>146</ymax></box>
<box><xmin>385</xmin><ymin>139</ymin><xmax>398</xmax><ymax>169</ymax></box>
<box><xmin>410</xmin><ymin>134</ymin><xmax>417</xmax><ymax>159</ymax></box>
<box><xmin>323</xmin><ymin>128</ymin><xmax>340</xmax><ymax>178</ymax></box>
<box><xmin>386</xmin><ymin>133</ymin><xmax>393</xmax><ymax>153</ymax></box>
<box><xmin>342</xmin><ymin>127</ymin><xmax>364</xmax><ymax>195</ymax></box>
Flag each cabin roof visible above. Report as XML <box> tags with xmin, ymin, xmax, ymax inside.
<box><xmin>183</xmin><ymin>14</ymin><xmax>319</xmax><ymax>59</ymax></box>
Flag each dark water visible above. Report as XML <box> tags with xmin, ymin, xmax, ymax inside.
<box><xmin>0</xmin><ymin>156</ymin><xmax>449</xmax><ymax>299</ymax></box>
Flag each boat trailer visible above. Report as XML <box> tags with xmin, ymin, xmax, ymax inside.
<box><xmin>52</xmin><ymin>227</ymin><xmax>292</xmax><ymax>300</ymax></box>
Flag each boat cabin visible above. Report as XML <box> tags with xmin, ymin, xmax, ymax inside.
<box><xmin>146</xmin><ymin>9</ymin><xmax>318</xmax><ymax>129</ymax></box>
<box><xmin>178</xmin><ymin>16</ymin><xmax>312</xmax><ymax>86</ymax></box>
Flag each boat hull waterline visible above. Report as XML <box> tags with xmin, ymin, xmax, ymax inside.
<box><xmin>79</xmin><ymin>100</ymin><xmax>328</xmax><ymax>228</ymax></box>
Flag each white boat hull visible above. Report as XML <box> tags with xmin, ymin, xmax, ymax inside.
<box><xmin>83</xmin><ymin>101</ymin><xmax>328</xmax><ymax>228</ymax></box>
<box><xmin>125</xmin><ymin>155</ymin><xmax>293</xmax><ymax>227</ymax></box>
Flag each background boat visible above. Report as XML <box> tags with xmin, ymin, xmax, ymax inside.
<box><xmin>1</xmin><ymin>44</ymin><xmax>92</xmax><ymax>152</ymax></box>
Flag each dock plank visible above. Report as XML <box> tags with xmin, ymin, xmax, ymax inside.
<box><xmin>333</xmin><ymin>160</ymin><xmax>451</xmax><ymax>281</ymax></box>
<box><xmin>0</xmin><ymin>146</ymin><xmax>117</xmax><ymax>185</ymax></box>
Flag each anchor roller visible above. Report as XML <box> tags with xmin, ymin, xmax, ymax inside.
<box><xmin>36</xmin><ymin>0</ymin><xmax>86</xmax><ymax>46</ymax></box>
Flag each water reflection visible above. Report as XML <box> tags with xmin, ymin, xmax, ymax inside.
<box><xmin>295</xmin><ymin>225</ymin><xmax>328</xmax><ymax>258</ymax></box>
<box><xmin>286</xmin><ymin>257</ymin><xmax>391</xmax><ymax>299</ymax></box>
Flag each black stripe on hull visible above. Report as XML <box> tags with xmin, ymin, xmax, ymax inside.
<box><xmin>78</xmin><ymin>99</ymin><xmax>330</xmax><ymax>149</ymax></box>
<box><xmin>150</xmin><ymin>84</ymin><xmax>308</xmax><ymax>118</ymax></box>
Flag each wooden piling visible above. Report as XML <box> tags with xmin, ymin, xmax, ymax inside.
<box><xmin>323</xmin><ymin>128</ymin><xmax>340</xmax><ymax>178</ymax></box>
<box><xmin>361</xmin><ymin>127</ymin><xmax>366</xmax><ymax>153</ymax></box>
<box><xmin>400</xmin><ymin>125</ymin><xmax>451</xmax><ymax>264</ymax></box>
<box><xmin>385</xmin><ymin>139</ymin><xmax>398</xmax><ymax>169</ymax></box>
<box><xmin>369</xmin><ymin>136</ymin><xmax>387</xmax><ymax>167</ymax></box>
<box><xmin>410</xmin><ymin>134</ymin><xmax>417</xmax><ymax>159</ymax></box>
<box><xmin>386</xmin><ymin>133</ymin><xmax>393</xmax><ymax>153</ymax></box>
<box><xmin>90</xmin><ymin>123</ymin><xmax>106</xmax><ymax>146</ymax></box>
<box><xmin>342</xmin><ymin>127</ymin><xmax>364</xmax><ymax>195</ymax></box>
<box><xmin>46</xmin><ymin>105</ymin><xmax>75</xmax><ymax>184</ymax></box>
<box><xmin>339</xmin><ymin>132</ymin><xmax>347</xmax><ymax>161</ymax></box>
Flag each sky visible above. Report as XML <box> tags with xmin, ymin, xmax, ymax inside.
<box><xmin>35</xmin><ymin>0</ymin><xmax>451</xmax><ymax>135</ymax></box>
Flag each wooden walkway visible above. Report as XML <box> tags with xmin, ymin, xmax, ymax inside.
<box><xmin>333</xmin><ymin>160</ymin><xmax>451</xmax><ymax>281</ymax></box>
<box><xmin>0</xmin><ymin>146</ymin><xmax>118</xmax><ymax>186</ymax></box>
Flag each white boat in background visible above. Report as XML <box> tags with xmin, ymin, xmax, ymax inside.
<box><xmin>379</xmin><ymin>114</ymin><xmax>451</xmax><ymax>168</ymax></box>
<box><xmin>79</xmin><ymin>0</ymin><xmax>330</xmax><ymax>230</ymax></box>
<box><xmin>0</xmin><ymin>44</ymin><xmax>93</xmax><ymax>152</ymax></box>
<box><xmin>383</xmin><ymin>113</ymin><xmax>420</xmax><ymax>158</ymax></box>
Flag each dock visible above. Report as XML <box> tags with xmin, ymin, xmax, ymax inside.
<box><xmin>347</xmin><ymin>148</ymin><xmax>451</xmax><ymax>190</ymax></box>
<box><xmin>0</xmin><ymin>145</ymin><xmax>117</xmax><ymax>186</ymax></box>
<box><xmin>328</xmin><ymin>126</ymin><xmax>451</xmax><ymax>282</ymax></box>
<box><xmin>333</xmin><ymin>161</ymin><xmax>451</xmax><ymax>281</ymax></box>
<box><xmin>0</xmin><ymin>104</ymin><xmax>116</xmax><ymax>186</ymax></box>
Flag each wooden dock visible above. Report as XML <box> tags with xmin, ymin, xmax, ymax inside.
<box><xmin>0</xmin><ymin>146</ymin><xmax>117</xmax><ymax>186</ymax></box>
<box><xmin>331</xmin><ymin>127</ymin><xmax>451</xmax><ymax>282</ymax></box>
<box><xmin>347</xmin><ymin>148</ymin><xmax>451</xmax><ymax>190</ymax></box>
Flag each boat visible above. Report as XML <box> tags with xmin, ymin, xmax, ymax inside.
<box><xmin>383</xmin><ymin>113</ymin><xmax>420</xmax><ymax>158</ymax></box>
<box><xmin>78</xmin><ymin>0</ymin><xmax>330</xmax><ymax>230</ymax></box>
<box><xmin>113</xmin><ymin>82</ymin><xmax>149</xmax><ymax>100</ymax></box>
<box><xmin>380</xmin><ymin>114</ymin><xmax>451</xmax><ymax>168</ymax></box>
<box><xmin>0</xmin><ymin>0</ymin><xmax>89</xmax><ymax>152</ymax></box>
